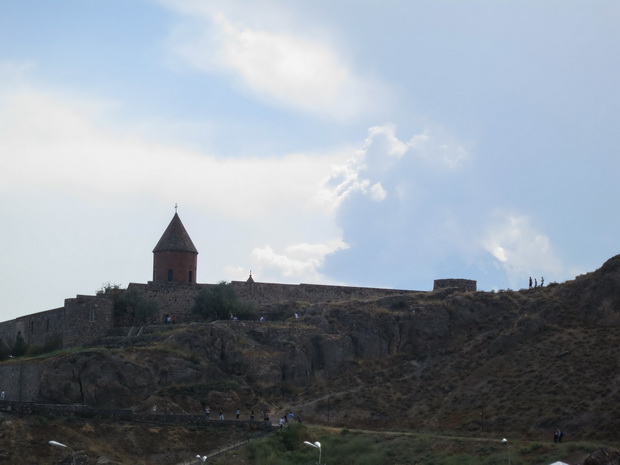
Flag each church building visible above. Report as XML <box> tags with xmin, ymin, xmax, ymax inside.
<box><xmin>152</xmin><ymin>213</ymin><xmax>198</xmax><ymax>284</ymax></box>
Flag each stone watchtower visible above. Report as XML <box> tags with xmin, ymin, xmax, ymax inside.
<box><xmin>152</xmin><ymin>212</ymin><xmax>198</xmax><ymax>283</ymax></box>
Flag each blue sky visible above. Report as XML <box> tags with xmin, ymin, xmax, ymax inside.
<box><xmin>1</xmin><ymin>0</ymin><xmax>619</xmax><ymax>321</ymax></box>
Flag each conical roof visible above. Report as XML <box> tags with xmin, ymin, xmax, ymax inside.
<box><xmin>153</xmin><ymin>213</ymin><xmax>198</xmax><ymax>254</ymax></box>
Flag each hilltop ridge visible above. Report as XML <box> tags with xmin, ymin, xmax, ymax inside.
<box><xmin>0</xmin><ymin>255</ymin><xmax>618</xmax><ymax>462</ymax></box>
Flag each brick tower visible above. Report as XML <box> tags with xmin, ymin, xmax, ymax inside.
<box><xmin>152</xmin><ymin>212</ymin><xmax>198</xmax><ymax>283</ymax></box>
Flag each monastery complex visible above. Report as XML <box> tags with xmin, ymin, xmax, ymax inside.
<box><xmin>0</xmin><ymin>213</ymin><xmax>476</xmax><ymax>351</ymax></box>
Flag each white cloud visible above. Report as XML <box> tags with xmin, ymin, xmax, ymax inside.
<box><xmin>482</xmin><ymin>213</ymin><xmax>563</xmax><ymax>286</ymax></box>
<box><xmin>162</xmin><ymin>0</ymin><xmax>383</xmax><ymax>119</ymax></box>
<box><xmin>370</xmin><ymin>182</ymin><xmax>387</xmax><ymax>201</ymax></box>
<box><xmin>0</xmin><ymin>78</ymin><xmax>339</xmax><ymax>221</ymax></box>
<box><xmin>492</xmin><ymin>246</ymin><xmax>508</xmax><ymax>263</ymax></box>
<box><xmin>248</xmin><ymin>239</ymin><xmax>348</xmax><ymax>283</ymax></box>
<box><xmin>315</xmin><ymin>124</ymin><xmax>469</xmax><ymax>212</ymax></box>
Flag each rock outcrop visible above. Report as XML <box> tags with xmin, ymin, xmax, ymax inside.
<box><xmin>1</xmin><ymin>255</ymin><xmax>619</xmax><ymax>440</ymax></box>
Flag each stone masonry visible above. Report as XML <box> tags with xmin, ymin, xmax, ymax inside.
<box><xmin>433</xmin><ymin>278</ymin><xmax>477</xmax><ymax>292</ymax></box>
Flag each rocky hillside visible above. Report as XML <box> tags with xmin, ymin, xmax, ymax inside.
<box><xmin>2</xmin><ymin>256</ymin><xmax>619</xmax><ymax>456</ymax></box>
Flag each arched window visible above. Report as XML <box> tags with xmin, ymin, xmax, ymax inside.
<box><xmin>167</xmin><ymin>269</ymin><xmax>173</xmax><ymax>281</ymax></box>
<box><xmin>189</xmin><ymin>270</ymin><xmax>193</xmax><ymax>283</ymax></box>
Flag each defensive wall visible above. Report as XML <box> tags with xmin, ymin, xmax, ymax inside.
<box><xmin>0</xmin><ymin>278</ymin><xmax>476</xmax><ymax>352</ymax></box>
<box><xmin>0</xmin><ymin>295</ymin><xmax>113</xmax><ymax>353</ymax></box>
<box><xmin>433</xmin><ymin>279</ymin><xmax>477</xmax><ymax>292</ymax></box>
<box><xmin>128</xmin><ymin>280</ymin><xmax>430</xmax><ymax>323</ymax></box>
<box><xmin>0</xmin><ymin>308</ymin><xmax>64</xmax><ymax>352</ymax></box>
<box><xmin>231</xmin><ymin>280</ymin><xmax>420</xmax><ymax>304</ymax></box>
<box><xmin>0</xmin><ymin>362</ymin><xmax>42</xmax><ymax>402</ymax></box>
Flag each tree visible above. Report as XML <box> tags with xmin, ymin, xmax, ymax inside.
<box><xmin>192</xmin><ymin>281</ymin><xmax>254</xmax><ymax>321</ymax></box>
<box><xmin>114</xmin><ymin>287</ymin><xmax>158</xmax><ymax>325</ymax></box>
<box><xmin>97</xmin><ymin>282</ymin><xmax>123</xmax><ymax>296</ymax></box>
<box><xmin>12</xmin><ymin>333</ymin><xmax>27</xmax><ymax>357</ymax></box>
<box><xmin>0</xmin><ymin>339</ymin><xmax>10</xmax><ymax>361</ymax></box>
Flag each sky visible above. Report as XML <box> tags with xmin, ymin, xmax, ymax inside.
<box><xmin>1</xmin><ymin>0</ymin><xmax>619</xmax><ymax>321</ymax></box>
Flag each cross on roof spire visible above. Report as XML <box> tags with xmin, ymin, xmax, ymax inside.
<box><xmin>175</xmin><ymin>203</ymin><xmax>178</xmax><ymax>213</ymax></box>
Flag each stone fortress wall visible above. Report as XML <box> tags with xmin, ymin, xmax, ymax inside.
<box><xmin>0</xmin><ymin>296</ymin><xmax>113</xmax><ymax>352</ymax></box>
<box><xmin>433</xmin><ymin>279</ymin><xmax>477</xmax><ymax>292</ymax></box>
<box><xmin>129</xmin><ymin>280</ymin><xmax>433</xmax><ymax>323</ymax></box>
<box><xmin>0</xmin><ymin>363</ymin><xmax>43</xmax><ymax>402</ymax></box>
<box><xmin>0</xmin><ymin>308</ymin><xmax>63</xmax><ymax>351</ymax></box>
<box><xmin>1</xmin><ymin>281</ymin><xmax>411</xmax><ymax>350</ymax></box>
<box><xmin>0</xmin><ymin>277</ymin><xmax>476</xmax><ymax>352</ymax></box>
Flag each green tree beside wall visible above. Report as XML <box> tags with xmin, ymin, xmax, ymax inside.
<box><xmin>113</xmin><ymin>287</ymin><xmax>158</xmax><ymax>326</ymax></box>
<box><xmin>12</xmin><ymin>333</ymin><xmax>27</xmax><ymax>357</ymax></box>
<box><xmin>192</xmin><ymin>281</ymin><xmax>256</xmax><ymax>321</ymax></box>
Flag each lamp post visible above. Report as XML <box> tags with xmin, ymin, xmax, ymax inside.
<box><xmin>49</xmin><ymin>440</ymin><xmax>76</xmax><ymax>465</ymax></box>
<box><xmin>195</xmin><ymin>455</ymin><xmax>207</xmax><ymax>464</ymax></box>
<box><xmin>501</xmin><ymin>438</ymin><xmax>511</xmax><ymax>465</ymax></box>
<box><xmin>303</xmin><ymin>440</ymin><xmax>322</xmax><ymax>465</ymax></box>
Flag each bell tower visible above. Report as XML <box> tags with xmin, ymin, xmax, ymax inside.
<box><xmin>152</xmin><ymin>211</ymin><xmax>198</xmax><ymax>283</ymax></box>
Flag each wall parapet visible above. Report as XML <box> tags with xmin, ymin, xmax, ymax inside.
<box><xmin>128</xmin><ymin>280</ymin><xmax>424</xmax><ymax>324</ymax></box>
<box><xmin>433</xmin><ymin>279</ymin><xmax>477</xmax><ymax>292</ymax></box>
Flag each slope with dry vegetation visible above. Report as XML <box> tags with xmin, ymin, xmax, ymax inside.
<box><xmin>0</xmin><ymin>256</ymin><xmax>619</xmax><ymax>463</ymax></box>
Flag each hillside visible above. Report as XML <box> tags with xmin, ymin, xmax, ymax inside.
<box><xmin>0</xmin><ymin>255</ymin><xmax>619</xmax><ymax>463</ymax></box>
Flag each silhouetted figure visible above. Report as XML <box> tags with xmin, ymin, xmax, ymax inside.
<box><xmin>529</xmin><ymin>277</ymin><xmax>532</xmax><ymax>289</ymax></box>
<box><xmin>535</xmin><ymin>278</ymin><xmax>538</xmax><ymax>288</ymax></box>
<box><xmin>541</xmin><ymin>276</ymin><xmax>544</xmax><ymax>287</ymax></box>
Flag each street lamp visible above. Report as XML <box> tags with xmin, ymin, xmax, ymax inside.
<box><xmin>195</xmin><ymin>455</ymin><xmax>207</xmax><ymax>464</ymax></box>
<box><xmin>501</xmin><ymin>438</ymin><xmax>511</xmax><ymax>465</ymax></box>
<box><xmin>303</xmin><ymin>440</ymin><xmax>322</xmax><ymax>465</ymax></box>
<box><xmin>49</xmin><ymin>440</ymin><xmax>76</xmax><ymax>465</ymax></box>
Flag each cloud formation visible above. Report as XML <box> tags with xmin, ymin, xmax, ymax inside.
<box><xmin>246</xmin><ymin>239</ymin><xmax>349</xmax><ymax>283</ymax></box>
<box><xmin>0</xmin><ymin>68</ymin><xmax>338</xmax><ymax>221</ymax></box>
<box><xmin>483</xmin><ymin>213</ymin><xmax>563</xmax><ymax>288</ymax></box>
<box><xmin>162</xmin><ymin>0</ymin><xmax>382</xmax><ymax>119</ymax></box>
<box><xmin>316</xmin><ymin>125</ymin><xmax>470</xmax><ymax>213</ymax></box>
<box><xmin>0</xmin><ymin>64</ymin><xmax>566</xmax><ymax>300</ymax></box>
<box><xmin>317</xmin><ymin>125</ymin><xmax>560</xmax><ymax>290</ymax></box>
